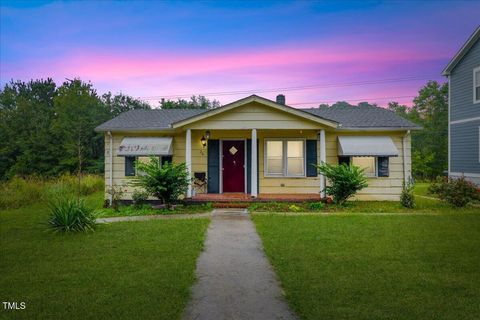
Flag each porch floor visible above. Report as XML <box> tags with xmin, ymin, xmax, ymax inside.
<box><xmin>188</xmin><ymin>193</ymin><xmax>321</xmax><ymax>203</ymax></box>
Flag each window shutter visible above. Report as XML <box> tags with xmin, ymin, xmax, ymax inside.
<box><xmin>377</xmin><ymin>157</ymin><xmax>389</xmax><ymax>177</ymax></box>
<box><xmin>161</xmin><ymin>156</ymin><xmax>172</xmax><ymax>166</ymax></box>
<box><xmin>125</xmin><ymin>156</ymin><xmax>136</xmax><ymax>176</ymax></box>
<box><xmin>306</xmin><ymin>140</ymin><xmax>318</xmax><ymax>177</ymax></box>
<box><xmin>207</xmin><ymin>140</ymin><xmax>220</xmax><ymax>193</ymax></box>
<box><xmin>338</xmin><ymin>156</ymin><xmax>350</xmax><ymax>166</ymax></box>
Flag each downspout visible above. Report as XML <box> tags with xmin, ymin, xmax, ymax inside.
<box><xmin>107</xmin><ymin>131</ymin><xmax>113</xmax><ymax>204</ymax></box>
<box><xmin>403</xmin><ymin>130</ymin><xmax>410</xmax><ymax>184</ymax></box>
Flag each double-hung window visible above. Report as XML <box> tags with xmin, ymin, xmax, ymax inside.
<box><xmin>474</xmin><ymin>67</ymin><xmax>480</xmax><ymax>104</ymax></box>
<box><xmin>265</xmin><ymin>139</ymin><xmax>305</xmax><ymax>177</ymax></box>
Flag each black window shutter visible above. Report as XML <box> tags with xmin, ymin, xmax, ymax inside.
<box><xmin>161</xmin><ymin>156</ymin><xmax>173</xmax><ymax>166</ymax></box>
<box><xmin>377</xmin><ymin>157</ymin><xmax>389</xmax><ymax>177</ymax></box>
<box><xmin>338</xmin><ymin>156</ymin><xmax>350</xmax><ymax>166</ymax></box>
<box><xmin>207</xmin><ymin>140</ymin><xmax>220</xmax><ymax>193</ymax></box>
<box><xmin>125</xmin><ymin>156</ymin><xmax>136</xmax><ymax>176</ymax></box>
<box><xmin>306</xmin><ymin>140</ymin><xmax>318</xmax><ymax>177</ymax></box>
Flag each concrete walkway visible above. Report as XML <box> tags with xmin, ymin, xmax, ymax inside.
<box><xmin>183</xmin><ymin>209</ymin><xmax>297</xmax><ymax>320</ymax></box>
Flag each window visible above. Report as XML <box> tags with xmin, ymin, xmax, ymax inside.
<box><xmin>475</xmin><ymin>67</ymin><xmax>480</xmax><ymax>104</ymax></box>
<box><xmin>124</xmin><ymin>156</ymin><xmax>169</xmax><ymax>176</ymax></box>
<box><xmin>265</xmin><ymin>141</ymin><xmax>284</xmax><ymax>175</ymax></box>
<box><xmin>352</xmin><ymin>157</ymin><xmax>376</xmax><ymax>177</ymax></box>
<box><xmin>265</xmin><ymin>140</ymin><xmax>305</xmax><ymax>177</ymax></box>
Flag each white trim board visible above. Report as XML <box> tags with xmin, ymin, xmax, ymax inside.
<box><xmin>449</xmin><ymin>172</ymin><xmax>480</xmax><ymax>178</ymax></box>
<box><xmin>450</xmin><ymin>116</ymin><xmax>480</xmax><ymax>125</ymax></box>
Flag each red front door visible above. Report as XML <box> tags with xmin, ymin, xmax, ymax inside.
<box><xmin>222</xmin><ymin>140</ymin><xmax>245</xmax><ymax>193</ymax></box>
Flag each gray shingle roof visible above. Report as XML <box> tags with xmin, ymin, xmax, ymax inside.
<box><xmin>95</xmin><ymin>109</ymin><xmax>207</xmax><ymax>131</ymax></box>
<box><xmin>95</xmin><ymin>102</ymin><xmax>420</xmax><ymax>131</ymax></box>
<box><xmin>300</xmin><ymin>105</ymin><xmax>420</xmax><ymax>129</ymax></box>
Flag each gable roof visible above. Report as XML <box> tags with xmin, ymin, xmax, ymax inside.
<box><xmin>170</xmin><ymin>94</ymin><xmax>338</xmax><ymax>129</ymax></box>
<box><xmin>301</xmin><ymin>105</ymin><xmax>421</xmax><ymax>130</ymax></box>
<box><xmin>442</xmin><ymin>26</ymin><xmax>480</xmax><ymax>76</ymax></box>
<box><xmin>95</xmin><ymin>95</ymin><xmax>421</xmax><ymax>132</ymax></box>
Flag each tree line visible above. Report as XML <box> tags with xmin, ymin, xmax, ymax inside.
<box><xmin>0</xmin><ymin>78</ymin><xmax>219</xmax><ymax>179</ymax></box>
<box><xmin>0</xmin><ymin>78</ymin><xmax>446</xmax><ymax>180</ymax></box>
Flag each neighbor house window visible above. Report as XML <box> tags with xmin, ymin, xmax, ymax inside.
<box><xmin>475</xmin><ymin>67</ymin><xmax>480</xmax><ymax>104</ymax></box>
<box><xmin>265</xmin><ymin>139</ymin><xmax>305</xmax><ymax>177</ymax></box>
<box><xmin>352</xmin><ymin>157</ymin><xmax>376</xmax><ymax>177</ymax></box>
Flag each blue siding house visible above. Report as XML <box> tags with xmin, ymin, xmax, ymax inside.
<box><xmin>443</xmin><ymin>26</ymin><xmax>480</xmax><ymax>185</ymax></box>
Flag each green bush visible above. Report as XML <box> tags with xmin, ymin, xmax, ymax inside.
<box><xmin>308</xmin><ymin>202</ymin><xmax>325</xmax><ymax>211</ymax></box>
<box><xmin>132</xmin><ymin>157</ymin><xmax>189</xmax><ymax>206</ymax></box>
<box><xmin>48</xmin><ymin>199</ymin><xmax>97</xmax><ymax>233</ymax></box>
<box><xmin>132</xmin><ymin>189</ymin><xmax>150</xmax><ymax>207</ymax></box>
<box><xmin>429</xmin><ymin>176</ymin><xmax>479</xmax><ymax>207</ymax></box>
<box><xmin>400</xmin><ymin>179</ymin><xmax>415</xmax><ymax>208</ymax></box>
<box><xmin>316</xmin><ymin>163</ymin><xmax>368</xmax><ymax>205</ymax></box>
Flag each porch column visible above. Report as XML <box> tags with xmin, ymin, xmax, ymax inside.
<box><xmin>319</xmin><ymin>129</ymin><xmax>326</xmax><ymax>198</ymax></box>
<box><xmin>186</xmin><ymin>129</ymin><xmax>192</xmax><ymax>198</ymax></box>
<box><xmin>251</xmin><ymin>129</ymin><xmax>258</xmax><ymax>197</ymax></box>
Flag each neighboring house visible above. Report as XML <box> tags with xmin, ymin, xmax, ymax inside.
<box><xmin>443</xmin><ymin>26</ymin><xmax>480</xmax><ymax>185</ymax></box>
<box><xmin>95</xmin><ymin>94</ymin><xmax>420</xmax><ymax>202</ymax></box>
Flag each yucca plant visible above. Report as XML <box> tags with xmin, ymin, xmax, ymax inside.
<box><xmin>48</xmin><ymin>199</ymin><xmax>97</xmax><ymax>233</ymax></box>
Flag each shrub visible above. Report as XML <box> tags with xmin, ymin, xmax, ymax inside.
<box><xmin>429</xmin><ymin>176</ymin><xmax>479</xmax><ymax>207</ymax></box>
<box><xmin>132</xmin><ymin>157</ymin><xmax>189</xmax><ymax>207</ymax></box>
<box><xmin>132</xmin><ymin>189</ymin><xmax>150</xmax><ymax>207</ymax></box>
<box><xmin>316</xmin><ymin>163</ymin><xmax>368</xmax><ymax>205</ymax></box>
<box><xmin>48</xmin><ymin>199</ymin><xmax>97</xmax><ymax>233</ymax></box>
<box><xmin>106</xmin><ymin>185</ymin><xmax>125</xmax><ymax>211</ymax></box>
<box><xmin>400</xmin><ymin>179</ymin><xmax>415</xmax><ymax>208</ymax></box>
<box><xmin>288</xmin><ymin>204</ymin><xmax>302</xmax><ymax>212</ymax></box>
<box><xmin>308</xmin><ymin>202</ymin><xmax>325</xmax><ymax>211</ymax></box>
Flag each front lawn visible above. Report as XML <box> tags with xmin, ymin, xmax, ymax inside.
<box><xmin>253</xmin><ymin>213</ymin><xmax>480</xmax><ymax>320</ymax></box>
<box><xmin>97</xmin><ymin>203</ymin><xmax>213</xmax><ymax>218</ymax></box>
<box><xmin>250</xmin><ymin>196</ymin><xmax>477</xmax><ymax>214</ymax></box>
<box><xmin>0</xmin><ymin>193</ymin><xmax>209</xmax><ymax>320</ymax></box>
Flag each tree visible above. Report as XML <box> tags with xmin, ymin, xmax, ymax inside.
<box><xmin>102</xmin><ymin>92</ymin><xmax>151</xmax><ymax>117</ymax></box>
<box><xmin>0</xmin><ymin>79</ymin><xmax>58</xmax><ymax>178</ymax></box>
<box><xmin>388</xmin><ymin>81</ymin><xmax>448</xmax><ymax>179</ymax></box>
<box><xmin>52</xmin><ymin>79</ymin><xmax>107</xmax><ymax>184</ymax></box>
<box><xmin>159</xmin><ymin>95</ymin><xmax>220</xmax><ymax>109</ymax></box>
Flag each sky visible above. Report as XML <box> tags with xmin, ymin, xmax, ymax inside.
<box><xmin>1</xmin><ymin>1</ymin><xmax>479</xmax><ymax>107</ymax></box>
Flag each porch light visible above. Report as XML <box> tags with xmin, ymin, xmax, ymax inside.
<box><xmin>205</xmin><ymin>130</ymin><xmax>210</xmax><ymax>139</ymax></box>
<box><xmin>200</xmin><ymin>135</ymin><xmax>207</xmax><ymax>148</ymax></box>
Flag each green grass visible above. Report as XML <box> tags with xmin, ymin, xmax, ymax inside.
<box><xmin>97</xmin><ymin>203</ymin><xmax>213</xmax><ymax>218</ymax></box>
<box><xmin>250</xmin><ymin>197</ymin><xmax>478</xmax><ymax>215</ymax></box>
<box><xmin>0</xmin><ymin>192</ymin><xmax>209</xmax><ymax>320</ymax></box>
<box><xmin>0</xmin><ymin>175</ymin><xmax>104</xmax><ymax>209</ymax></box>
<box><xmin>414</xmin><ymin>182</ymin><xmax>433</xmax><ymax>197</ymax></box>
<box><xmin>253</xmin><ymin>213</ymin><xmax>480</xmax><ymax>320</ymax></box>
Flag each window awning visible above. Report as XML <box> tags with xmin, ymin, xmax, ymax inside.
<box><xmin>118</xmin><ymin>137</ymin><xmax>173</xmax><ymax>156</ymax></box>
<box><xmin>337</xmin><ymin>136</ymin><xmax>399</xmax><ymax>157</ymax></box>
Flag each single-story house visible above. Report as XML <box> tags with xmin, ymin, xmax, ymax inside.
<box><xmin>95</xmin><ymin>94</ymin><xmax>420</xmax><ymax>202</ymax></box>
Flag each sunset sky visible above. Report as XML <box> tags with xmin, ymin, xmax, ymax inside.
<box><xmin>1</xmin><ymin>1</ymin><xmax>479</xmax><ymax>107</ymax></box>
